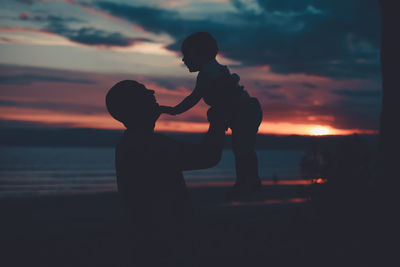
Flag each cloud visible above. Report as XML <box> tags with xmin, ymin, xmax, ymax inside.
<box><xmin>259</xmin><ymin>99</ymin><xmax>380</xmax><ymax>131</ymax></box>
<box><xmin>333</xmin><ymin>89</ymin><xmax>381</xmax><ymax>99</ymax></box>
<box><xmin>0</xmin><ymin>99</ymin><xmax>105</xmax><ymax>114</ymax></box>
<box><xmin>253</xmin><ymin>81</ymin><xmax>282</xmax><ymax>90</ymax></box>
<box><xmin>96</xmin><ymin>1</ymin><xmax>223</xmax><ymax>49</ymax></box>
<box><xmin>0</xmin><ymin>37</ymin><xmax>13</xmax><ymax>43</ymax></box>
<box><xmin>94</xmin><ymin>0</ymin><xmax>381</xmax><ymax>79</ymax></box>
<box><xmin>0</xmin><ymin>73</ymin><xmax>95</xmax><ymax>85</ymax></box>
<box><xmin>14</xmin><ymin>0</ymin><xmax>35</xmax><ymax>4</ymax></box>
<box><xmin>66</xmin><ymin>27</ymin><xmax>143</xmax><ymax>47</ymax></box>
<box><xmin>0</xmin><ymin>119</ymin><xmax>46</xmax><ymax>128</ymax></box>
<box><xmin>301</xmin><ymin>82</ymin><xmax>317</xmax><ymax>89</ymax></box>
<box><xmin>315</xmin><ymin>100</ymin><xmax>381</xmax><ymax>130</ymax></box>
<box><xmin>19</xmin><ymin>14</ymin><xmax>84</xmax><ymax>23</ymax></box>
<box><xmin>17</xmin><ymin>13</ymin><xmax>151</xmax><ymax>47</ymax></box>
<box><xmin>149</xmin><ymin>77</ymin><xmax>193</xmax><ymax>91</ymax></box>
<box><xmin>18</xmin><ymin>13</ymin><xmax>29</xmax><ymax>19</ymax></box>
<box><xmin>0</xmin><ymin>63</ymin><xmax>381</xmax><ymax>132</ymax></box>
<box><xmin>263</xmin><ymin>91</ymin><xmax>287</xmax><ymax>101</ymax></box>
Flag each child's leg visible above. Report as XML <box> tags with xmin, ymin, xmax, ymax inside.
<box><xmin>231</xmin><ymin>97</ymin><xmax>263</xmax><ymax>189</ymax></box>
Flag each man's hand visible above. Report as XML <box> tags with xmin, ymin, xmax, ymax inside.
<box><xmin>159</xmin><ymin>105</ymin><xmax>177</xmax><ymax>115</ymax></box>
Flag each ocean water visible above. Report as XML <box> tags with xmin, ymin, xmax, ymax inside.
<box><xmin>0</xmin><ymin>146</ymin><xmax>305</xmax><ymax>198</ymax></box>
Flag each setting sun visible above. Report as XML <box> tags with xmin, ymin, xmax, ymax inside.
<box><xmin>309</xmin><ymin>127</ymin><xmax>331</xmax><ymax>136</ymax></box>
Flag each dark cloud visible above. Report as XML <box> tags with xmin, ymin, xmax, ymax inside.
<box><xmin>260</xmin><ymin>99</ymin><xmax>380</xmax><ymax>131</ymax></box>
<box><xmin>0</xmin><ymin>73</ymin><xmax>95</xmax><ymax>85</ymax></box>
<box><xmin>150</xmin><ymin>77</ymin><xmax>185</xmax><ymax>91</ymax></box>
<box><xmin>255</xmin><ymin>0</ymin><xmax>313</xmax><ymax>12</ymax></box>
<box><xmin>23</xmin><ymin>14</ymin><xmax>84</xmax><ymax>23</ymax></box>
<box><xmin>333</xmin><ymin>89</ymin><xmax>382</xmax><ymax>99</ymax></box>
<box><xmin>0</xmin><ymin>63</ymin><xmax>100</xmax><ymax>84</ymax></box>
<box><xmin>0</xmin><ymin>100</ymin><xmax>106</xmax><ymax>114</ymax></box>
<box><xmin>263</xmin><ymin>91</ymin><xmax>287</xmax><ymax>101</ymax></box>
<box><xmin>149</xmin><ymin>77</ymin><xmax>193</xmax><ymax>91</ymax></box>
<box><xmin>95</xmin><ymin>0</ymin><xmax>381</xmax><ymax>79</ymax></box>
<box><xmin>14</xmin><ymin>0</ymin><xmax>34</xmax><ymax>4</ymax></box>
<box><xmin>0</xmin><ymin>37</ymin><xmax>13</xmax><ymax>43</ymax></box>
<box><xmin>46</xmin><ymin>15</ymin><xmax>150</xmax><ymax>47</ymax></box>
<box><xmin>313</xmin><ymin>100</ymin><xmax>381</xmax><ymax>130</ymax></box>
<box><xmin>0</xmin><ymin>118</ymin><xmax>85</xmax><ymax>129</ymax></box>
<box><xmin>253</xmin><ymin>81</ymin><xmax>282</xmax><ymax>90</ymax></box>
<box><xmin>302</xmin><ymin>83</ymin><xmax>317</xmax><ymax>89</ymax></box>
<box><xmin>18</xmin><ymin>13</ymin><xmax>150</xmax><ymax>47</ymax></box>
<box><xmin>294</xmin><ymin>90</ymin><xmax>313</xmax><ymax>100</ymax></box>
<box><xmin>67</xmin><ymin>27</ymin><xmax>140</xmax><ymax>47</ymax></box>
<box><xmin>18</xmin><ymin>13</ymin><xmax>29</xmax><ymax>20</ymax></box>
<box><xmin>96</xmin><ymin>1</ymin><xmax>223</xmax><ymax>50</ymax></box>
<box><xmin>96</xmin><ymin>2</ymin><xmax>183</xmax><ymax>34</ymax></box>
<box><xmin>0</xmin><ymin>119</ymin><xmax>47</xmax><ymax>128</ymax></box>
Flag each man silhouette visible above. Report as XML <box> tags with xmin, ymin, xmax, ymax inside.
<box><xmin>105</xmin><ymin>80</ymin><xmax>226</xmax><ymax>266</ymax></box>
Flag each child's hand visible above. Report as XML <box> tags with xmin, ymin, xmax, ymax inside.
<box><xmin>159</xmin><ymin>105</ymin><xmax>177</xmax><ymax>115</ymax></box>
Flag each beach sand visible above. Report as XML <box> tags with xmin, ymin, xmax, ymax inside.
<box><xmin>0</xmin><ymin>182</ymin><xmax>375</xmax><ymax>267</ymax></box>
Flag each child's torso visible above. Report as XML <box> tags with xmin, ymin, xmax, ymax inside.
<box><xmin>196</xmin><ymin>60</ymin><xmax>246</xmax><ymax>108</ymax></box>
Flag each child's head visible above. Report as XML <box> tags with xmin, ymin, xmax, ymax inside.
<box><xmin>106</xmin><ymin>80</ymin><xmax>160</xmax><ymax>130</ymax></box>
<box><xmin>181</xmin><ymin>32</ymin><xmax>218</xmax><ymax>72</ymax></box>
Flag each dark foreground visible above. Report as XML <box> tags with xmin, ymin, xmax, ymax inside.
<box><xmin>0</xmin><ymin>183</ymin><xmax>382</xmax><ymax>267</ymax></box>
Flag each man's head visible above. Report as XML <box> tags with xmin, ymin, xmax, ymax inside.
<box><xmin>181</xmin><ymin>32</ymin><xmax>218</xmax><ymax>72</ymax></box>
<box><xmin>106</xmin><ymin>80</ymin><xmax>160</xmax><ymax>130</ymax></box>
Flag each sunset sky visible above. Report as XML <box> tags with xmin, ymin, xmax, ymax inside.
<box><xmin>0</xmin><ymin>0</ymin><xmax>382</xmax><ymax>135</ymax></box>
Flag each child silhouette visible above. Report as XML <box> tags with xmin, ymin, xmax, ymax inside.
<box><xmin>160</xmin><ymin>32</ymin><xmax>263</xmax><ymax>199</ymax></box>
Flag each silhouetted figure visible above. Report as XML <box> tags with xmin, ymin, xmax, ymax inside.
<box><xmin>106</xmin><ymin>80</ymin><xmax>226</xmax><ymax>267</ymax></box>
<box><xmin>300</xmin><ymin>140</ymin><xmax>326</xmax><ymax>181</ymax></box>
<box><xmin>160</xmin><ymin>32</ymin><xmax>263</xmax><ymax>200</ymax></box>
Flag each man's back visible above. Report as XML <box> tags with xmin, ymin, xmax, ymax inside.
<box><xmin>116</xmin><ymin>131</ymin><xmax>191</xmax><ymax>266</ymax></box>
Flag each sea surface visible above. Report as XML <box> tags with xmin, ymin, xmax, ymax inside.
<box><xmin>0</xmin><ymin>146</ymin><xmax>305</xmax><ymax>198</ymax></box>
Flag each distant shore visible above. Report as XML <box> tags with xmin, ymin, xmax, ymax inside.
<box><xmin>0</xmin><ymin>127</ymin><xmax>379</xmax><ymax>150</ymax></box>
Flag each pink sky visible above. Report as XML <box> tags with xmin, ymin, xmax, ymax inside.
<box><xmin>0</xmin><ymin>0</ymin><xmax>381</xmax><ymax>135</ymax></box>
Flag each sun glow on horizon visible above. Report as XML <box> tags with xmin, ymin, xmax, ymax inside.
<box><xmin>0</xmin><ymin>106</ymin><xmax>378</xmax><ymax>136</ymax></box>
<box><xmin>309</xmin><ymin>126</ymin><xmax>332</xmax><ymax>136</ymax></box>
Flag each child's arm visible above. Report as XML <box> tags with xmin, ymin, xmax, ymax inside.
<box><xmin>165</xmin><ymin>107</ymin><xmax>226</xmax><ymax>171</ymax></box>
<box><xmin>160</xmin><ymin>89</ymin><xmax>202</xmax><ymax>115</ymax></box>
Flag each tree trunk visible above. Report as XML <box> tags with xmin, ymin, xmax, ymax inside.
<box><xmin>375</xmin><ymin>3</ymin><xmax>400</xmax><ymax>263</ymax></box>
<box><xmin>378</xmin><ymin>0</ymin><xmax>400</xmax><ymax>196</ymax></box>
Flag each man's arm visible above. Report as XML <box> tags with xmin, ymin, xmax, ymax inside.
<box><xmin>169</xmin><ymin>108</ymin><xmax>226</xmax><ymax>171</ymax></box>
<box><xmin>160</xmin><ymin>89</ymin><xmax>202</xmax><ymax>115</ymax></box>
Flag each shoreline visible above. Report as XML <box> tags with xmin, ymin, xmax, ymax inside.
<box><xmin>0</xmin><ymin>179</ymin><xmax>313</xmax><ymax>199</ymax></box>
